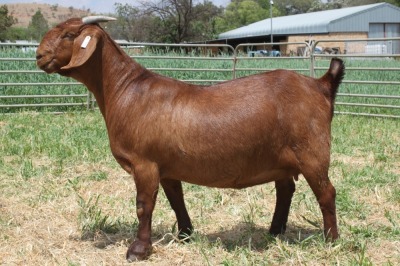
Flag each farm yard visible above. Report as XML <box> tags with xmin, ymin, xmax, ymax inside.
<box><xmin>0</xmin><ymin>45</ymin><xmax>399</xmax><ymax>265</ymax></box>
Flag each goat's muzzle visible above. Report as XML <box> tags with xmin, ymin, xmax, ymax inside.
<box><xmin>36</xmin><ymin>51</ymin><xmax>57</xmax><ymax>74</ymax></box>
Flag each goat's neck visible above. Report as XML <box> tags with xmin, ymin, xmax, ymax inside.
<box><xmin>76</xmin><ymin>40</ymin><xmax>145</xmax><ymax>117</ymax></box>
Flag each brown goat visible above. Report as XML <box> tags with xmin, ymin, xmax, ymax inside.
<box><xmin>36</xmin><ymin>16</ymin><xmax>344</xmax><ymax>262</ymax></box>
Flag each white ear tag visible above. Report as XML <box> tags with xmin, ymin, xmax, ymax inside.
<box><xmin>81</xmin><ymin>36</ymin><xmax>91</xmax><ymax>48</ymax></box>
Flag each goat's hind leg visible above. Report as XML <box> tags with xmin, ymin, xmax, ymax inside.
<box><xmin>161</xmin><ymin>179</ymin><xmax>193</xmax><ymax>241</ymax></box>
<box><xmin>303</xmin><ymin>170</ymin><xmax>338</xmax><ymax>241</ymax></box>
<box><xmin>269</xmin><ymin>177</ymin><xmax>296</xmax><ymax>236</ymax></box>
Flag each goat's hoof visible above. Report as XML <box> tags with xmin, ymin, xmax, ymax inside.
<box><xmin>178</xmin><ymin>227</ymin><xmax>193</xmax><ymax>243</ymax></box>
<box><xmin>126</xmin><ymin>240</ymin><xmax>152</xmax><ymax>262</ymax></box>
<box><xmin>324</xmin><ymin>232</ymin><xmax>339</xmax><ymax>242</ymax></box>
<box><xmin>269</xmin><ymin>225</ymin><xmax>286</xmax><ymax>236</ymax></box>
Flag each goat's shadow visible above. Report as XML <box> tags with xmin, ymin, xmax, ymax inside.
<box><xmin>204</xmin><ymin>222</ymin><xmax>322</xmax><ymax>252</ymax></box>
<box><xmin>75</xmin><ymin>221</ymin><xmax>322</xmax><ymax>251</ymax></box>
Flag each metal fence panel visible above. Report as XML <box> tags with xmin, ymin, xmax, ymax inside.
<box><xmin>1</xmin><ymin>39</ymin><xmax>399</xmax><ymax>118</ymax></box>
<box><xmin>312</xmin><ymin>38</ymin><xmax>400</xmax><ymax>118</ymax></box>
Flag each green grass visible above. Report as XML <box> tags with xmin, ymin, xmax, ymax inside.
<box><xmin>0</xmin><ymin>112</ymin><xmax>399</xmax><ymax>264</ymax></box>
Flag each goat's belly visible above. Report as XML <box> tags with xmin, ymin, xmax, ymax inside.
<box><xmin>231</xmin><ymin>169</ymin><xmax>295</xmax><ymax>189</ymax></box>
<box><xmin>166</xmin><ymin>166</ymin><xmax>295</xmax><ymax>189</ymax></box>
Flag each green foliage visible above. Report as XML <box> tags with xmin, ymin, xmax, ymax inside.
<box><xmin>190</xmin><ymin>1</ymin><xmax>224</xmax><ymax>41</ymax></box>
<box><xmin>27</xmin><ymin>10</ymin><xmax>49</xmax><ymax>42</ymax></box>
<box><xmin>276</xmin><ymin>0</ymin><xmax>320</xmax><ymax>15</ymax></box>
<box><xmin>0</xmin><ymin>5</ymin><xmax>16</xmax><ymax>41</ymax></box>
<box><xmin>4</xmin><ymin>27</ymin><xmax>29</xmax><ymax>41</ymax></box>
<box><xmin>215</xmin><ymin>0</ymin><xmax>280</xmax><ymax>33</ymax></box>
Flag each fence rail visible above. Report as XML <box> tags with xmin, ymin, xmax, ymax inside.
<box><xmin>1</xmin><ymin>38</ymin><xmax>399</xmax><ymax>118</ymax></box>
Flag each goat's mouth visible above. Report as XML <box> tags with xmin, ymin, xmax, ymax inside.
<box><xmin>36</xmin><ymin>58</ymin><xmax>57</xmax><ymax>74</ymax></box>
<box><xmin>36</xmin><ymin>54</ymin><xmax>60</xmax><ymax>74</ymax></box>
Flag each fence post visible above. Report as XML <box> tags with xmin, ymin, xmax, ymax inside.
<box><xmin>232</xmin><ymin>56</ymin><xmax>237</xmax><ymax>79</ymax></box>
<box><xmin>86</xmin><ymin>92</ymin><xmax>92</xmax><ymax>110</ymax></box>
<box><xmin>310</xmin><ymin>41</ymin><xmax>316</xmax><ymax>78</ymax></box>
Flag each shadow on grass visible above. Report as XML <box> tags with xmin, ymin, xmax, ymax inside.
<box><xmin>205</xmin><ymin>222</ymin><xmax>322</xmax><ymax>252</ymax></box>
<box><xmin>75</xmin><ymin>222</ymin><xmax>176</xmax><ymax>250</ymax></box>
<box><xmin>73</xmin><ymin>219</ymin><xmax>138</xmax><ymax>249</ymax></box>
<box><xmin>75</xmin><ymin>220</ymin><xmax>323</xmax><ymax>252</ymax></box>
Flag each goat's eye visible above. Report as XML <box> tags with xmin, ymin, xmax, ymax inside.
<box><xmin>63</xmin><ymin>32</ymin><xmax>76</xmax><ymax>40</ymax></box>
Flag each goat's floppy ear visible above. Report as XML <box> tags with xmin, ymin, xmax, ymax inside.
<box><xmin>61</xmin><ymin>28</ymin><xmax>100</xmax><ymax>70</ymax></box>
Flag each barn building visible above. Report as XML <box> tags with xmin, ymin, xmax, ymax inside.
<box><xmin>217</xmin><ymin>2</ymin><xmax>400</xmax><ymax>55</ymax></box>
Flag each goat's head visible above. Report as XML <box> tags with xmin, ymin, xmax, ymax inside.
<box><xmin>36</xmin><ymin>16</ymin><xmax>116</xmax><ymax>75</ymax></box>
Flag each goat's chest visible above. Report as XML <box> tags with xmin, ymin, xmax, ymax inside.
<box><xmin>105</xmin><ymin>114</ymin><xmax>167</xmax><ymax>162</ymax></box>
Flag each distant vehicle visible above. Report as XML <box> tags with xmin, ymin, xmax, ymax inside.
<box><xmin>314</xmin><ymin>46</ymin><xmax>341</xmax><ymax>55</ymax></box>
<box><xmin>314</xmin><ymin>46</ymin><xmax>323</xmax><ymax>54</ymax></box>
<box><xmin>248</xmin><ymin>49</ymin><xmax>281</xmax><ymax>57</ymax></box>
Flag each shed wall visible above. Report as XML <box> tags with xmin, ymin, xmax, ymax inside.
<box><xmin>330</xmin><ymin>5</ymin><xmax>400</xmax><ymax>32</ymax></box>
<box><xmin>286</xmin><ymin>32</ymin><xmax>368</xmax><ymax>55</ymax></box>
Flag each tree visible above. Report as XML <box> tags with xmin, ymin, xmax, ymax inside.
<box><xmin>274</xmin><ymin>0</ymin><xmax>320</xmax><ymax>15</ymax></box>
<box><xmin>0</xmin><ymin>5</ymin><xmax>16</xmax><ymax>41</ymax></box>
<box><xmin>189</xmin><ymin>1</ymin><xmax>224</xmax><ymax>41</ymax></box>
<box><xmin>110</xmin><ymin>3</ymin><xmax>145</xmax><ymax>41</ymax></box>
<box><xmin>6</xmin><ymin>27</ymin><xmax>29</xmax><ymax>41</ymax></box>
<box><xmin>307</xmin><ymin>0</ymin><xmax>344</xmax><ymax>12</ymax></box>
<box><xmin>215</xmin><ymin>0</ymin><xmax>280</xmax><ymax>34</ymax></box>
<box><xmin>140</xmin><ymin>0</ymin><xmax>195</xmax><ymax>43</ymax></box>
<box><xmin>109</xmin><ymin>0</ymin><xmax>223</xmax><ymax>43</ymax></box>
<box><xmin>28</xmin><ymin>10</ymin><xmax>49</xmax><ymax>42</ymax></box>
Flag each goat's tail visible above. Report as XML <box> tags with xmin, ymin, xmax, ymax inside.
<box><xmin>320</xmin><ymin>58</ymin><xmax>345</xmax><ymax>105</ymax></box>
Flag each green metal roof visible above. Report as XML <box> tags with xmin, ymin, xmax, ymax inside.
<box><xmin>218</xmin><ymin>3</ymin><xmax>400</xmax><ymax>40</ymax></box>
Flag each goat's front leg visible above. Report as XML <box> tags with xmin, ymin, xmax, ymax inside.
<box><xmin>161</xmin><ymin>179</ymin><xmax>193</xmax><ymax>240</ymax></box>
<box><xmin>126</xmin><ymin>162</ymin><xmax>160</xmax><ymax>262</ymax></box>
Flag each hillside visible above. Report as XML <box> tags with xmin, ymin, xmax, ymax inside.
<box><xmin>5</xmin><ymin>3</ymin><xmax>94</xmax><ymax>28</ymax></box>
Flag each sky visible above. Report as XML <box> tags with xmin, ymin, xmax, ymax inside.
<box><xmin>0</xmin><ymin>0</ymin><xmax>230</xmax><ymax>13</ymax></box>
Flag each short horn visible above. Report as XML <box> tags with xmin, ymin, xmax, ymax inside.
<box><xmin>82</xmin><ymin>16</ymin><xmax>117</xmax><ymax>24</ymax></box>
